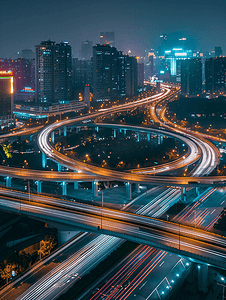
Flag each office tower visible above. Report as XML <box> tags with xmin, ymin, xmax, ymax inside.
<box><xmin>35</xmin><ymin>40</ymin><xmax>72</xmax><ymax>103</ymax></box>
<box><xmin>205</xmin><ymin>57</ymin><xmax>226</xmax><ymax>94</ymax></box>
<box><xmin>0</xmin><ymin>70</ymin><xmax>14</xmax><ymax>126</ymax></box>
<box><xmin>73</xmin><ymin>58</ymin><xmax>92</xmax><ymax>89</ymax></box>
<box><xmin>0</xmin><ymin>58</ymin><xmax>35</xmax><ymax>91</ymax></box>
<box><xmin>145</xmin><ymin>51</ymin><xmax>155</xmax><ymax>79</ymax></box>
<box><xmin>181</xmin><ymin>58</ymin><xmax>202</xmax><ymax>95</ymax></box>
<box><xmin>137</xmin><ymin>63</ymin><xmax>144</xmax><ymax>87</ymax></box>
<box><xmin>158</xmin><ymin>34</ymin><xmax>168</xmax><ymax>56</ymax></box>
<box><xmin>125</xmin><ymin>56</ymin><xmax>138</xmax><ymax>95</ymax></box>
<box><xmin>21</xmin><ymin>49</ymin><xmax>35</xmax><ymax>59</ymax></box>
<box><xmin>100</xmin><ymin>32</ymin><xmax>115</xmax><ymax>47</ymax></box>
<box><xmin>81</xmin><ymin>40</ymin><xmax>93</xmax><ymax>60</ymax></box>
<box><xmin>93</xmin><ymin>44</ymin><xmax>119</xmax><ymax>101</ymax></box>
<box><xmin>215</xmin><ymin>47</ymin><xmax>222</xmax><ymax>58</ymax></box>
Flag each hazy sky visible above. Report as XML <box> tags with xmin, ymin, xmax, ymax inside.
<box><xmin>0</xmin><ymin>0</ymin><xmax>225</xmax><ymax>58</ymax></box>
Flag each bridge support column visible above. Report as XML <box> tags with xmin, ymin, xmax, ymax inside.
<box><xmin>59</xmin><ymin>128</ymin><xmax>61</xmax><ymax>136</ymax></box>
<box><xmin>135</xmin><ymin>183</ymin><xmax>140</xmax><ymax>193</ymax></box>
<box><xmin>74</xmin><ymin>182</ymin><xmax>79</xmax><ymax>189</ymax></box>
<box><xmin>51</xmin><ymin>131</ymin><xmax>55</xmax><ymax>143</ymax></box>
<box><xmin>126</xmin><ymin>182</ymin><xmax>132</xmax><ymax>200</ymax></box>
<box><xmin>147</xmin><ymin>133</ymin><xmax>150</xmax><ymax>142</ymax></box>
<box><xmin>42</xmin><ymin>152</ymin><xmax>47</xmax><ymax>168</ymax></box>
<box><xmin>113</xmin><ymin>129</ymin><xmax>116</xmax><ymax>138</ymax></box>
<box><xmin>58</xmin><ymin>164</ymin><xmax>62</xmax><ymax>172</ymax></box>
<box><xmin>198</xmin><ymin>264</ymin><xmax>208</xmax><ymax>293</ymax></box>
<box><xmin>92</xmin><ymin>181</ymin><xmax>98</xmax><ymax>197</ymax></box>
<box><xmin>195</xmin><ymin>187</ymin><xmax>200</xmax><ymax>196</ymax></box>
<box><xmin>5</xmin><ymin>177</ymin><xmax>11</xmax><ymax>188</ymax></box>
<box><xmin>30</xmin><ymin>135</ymin><xmax>33</xmax><ymax>142</ymax></box>
<box><xmin>181</xmin><ymin>187</ymin><xmax>186</xmax><ymax>202</ymax></box>
<box><xmin>36</xmin><ymin>181</ymin><xmax>41</xmax><ymax>193</ymax></box>
<box><xmin>63</xmin><ymin>126</ymin><xmax>67</xmax><ymax>137</ymax></box>
<box><xmin>76</xmin><ymin>127</ymin><xmax>80</xmax><ymax>133</ymax></box>
<box><xmin>124</xmin><ymin>129</ymin><xmax>126</xmax><ymax>135</ymax></box>
<box><xmin>95</xmin><ymin>126</ymin><xmax>99</xmax><ymax>133</ymax></box>
<box><xmin>62</xmin><ymin>181</ymin><xmax>67</xmax><ymax>195</ymax></box>
<box><xmin>158</xmin><ymin>135</ymin><xmax>163</xmax><ymax>144</ymax></box>
<box><xmin>58</xmin><ymin>230</ymin><xmax>80</xmax><ymax>246</ymax></box>
<box><xmin>137</xmin><ymin>133</ymin><xmax>140</xmax><ymax>142</ymax></box>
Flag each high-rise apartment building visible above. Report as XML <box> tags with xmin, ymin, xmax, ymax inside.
<box><xmin>93</xmin><ymin>44</ymin><xmax>138</xmax><ymax>101</ymax></box>
<box><xmin>181</xmin><ymin>58</ymin><xmax>202</xmax><ymax>95</ymax></box>
<box><xmin>81</xmin><ymin>40</ymin><xmax>93</xmax><ymax>60</ymax></box>
<box><xmin>205</xmin><ymin>57</ymin><xmax>226</xmax><ymax>94</ymax></box>
<box><xmin>35</xmin><ymin>40</ymin><xmax>72</xmax><ymax>103</ymax></box>
<box><xmin>100</xmin><ymin>32</ymin><xmax>115</xmax><ymax>47</ymax></box>
<box><xmin>93</xmin><ymin>44</ymin><xmax>119</xmax><ymax>101</ymax></box>
<box><xmin>0</xmin><ymin>70</ymin><xmax>14</xmax><ymax>127</ymax></box>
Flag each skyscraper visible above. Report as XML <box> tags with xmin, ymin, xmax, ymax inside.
<box><xmin>181</xmin><ymin>58</ymin><xmax>202</xmax><ymax>95</ymax></box>
<box><xmin>92</xmin><ymin>44</ymin><xmax>138</xmax><ymax>101</ymax></box>
<box><xmin>100</xmin><ymin>32</ymin><xmax>115</xmax><ymax>47</ymax></box>
<box><xmin>81</xmin><ymin>40</ymin><xmax>93</xmax><ymax>60</ymax></box>
<box><xmin>35</xmin><ymin>40</ymin><xmax>72</xmax><ymax>103</ymax></box>
<box><xmin>93</xmin><ymin>44</ymin><xmax>119</xmax><ymax>101</ymax></box>
<box><xmin>205</xmin><ymin>57</ymin><xmax>226</xmax><ymax>94</ymax></box>
<box><xmin>0</xmin><ymin>70</ymin><xmax>14</xmax><ymax>127</ymax></box>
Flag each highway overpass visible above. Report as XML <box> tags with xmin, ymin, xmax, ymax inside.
<box><xmin>0</xmin><ymin>192</ymin><xmax>225</xmax><ymax>270</ymax></box>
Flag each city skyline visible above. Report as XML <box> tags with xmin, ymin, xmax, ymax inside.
<box><xmin>1</xmin><ymin>0</ymin><xmax>226</xmax><ymax>58</ymax></box>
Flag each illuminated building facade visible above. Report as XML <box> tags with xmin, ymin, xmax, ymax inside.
<box><xmin>205</xmin><ymin>57</ymin><xmax>226</xmax><ymax>94</ymax></box>
<box><xmin>0</xmin><ymin>70</ymin><xmax>14</xmax><ymax>127</ymax></box>
<box><xmin>181</xmin><ymin>58</ymin><xmax>202</xmax><ymax>95</ymax></box>
<box><xmin>164</xmin><ymin>48</ymin><xmax>193</xmax><ymax>77</ymax></box>
<box><xmin>35</xmin><ymin>40</ymin><xmax>72</xmax><ymax>104</ymax></box>
<box><xmin>0</xmin><ymin>58</ymin><xmax>35</xmax><ymax>91</ymax></box>
<box><xmin>100</xmin><ymin>32</ymin><xmax>115</xmax><ymax>47</ymax></box>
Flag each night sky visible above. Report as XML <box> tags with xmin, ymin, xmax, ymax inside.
<box><xmin>0</xmin><ymin>0</ymin><xmax>225</xmax><ymax>58</ymax></box>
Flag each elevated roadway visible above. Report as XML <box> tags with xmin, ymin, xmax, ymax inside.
<box><xmin>0</xmin><ymin>192</ymin><xmax>225</xmax><ymax>270</ymax></box>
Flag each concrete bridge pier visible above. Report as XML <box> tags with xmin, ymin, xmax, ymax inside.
<box><xmin>135</xmin><ymin>183</ymin><xmax>140</xmax><ymax>193</ymax></box>
<box><xmin>62</xmin><ymin>181</ymin><xmax>67</xmax><ymax>195</ymax></box>
<box><xmin>126</xmin><ymin>182</ymin><xmax>132</xmax><ymax>200</ymax></box>
<box><xmin>63</xmin><ymin>126</ymin><xmax>67</xmax><ymax>137</ymax></box>
<box><xmin>58</xmin><ymin>164</ymin><xmax>62</xmax><ymax>172</ymax></box>
<box><xmin>147</xmin><ymin>133</ymin><xmax>150</xmax><ymax>142</ymax></box>
<box><xmin>124</xmin><ymin>129</ymin><xmax>127</xmax><ymax>136</ymax></box>
<box><xmin>92</xmin><ymin>181</ymin><xmax>98</xmax><ymax>197</ymax></box>
<box><xmin>42</xmin><ymin>152</ymin><xmax>47</xmax><ymax>168</ymax></box>
<box><xmin>51</xmin><ymin>131</ymin><xmax>55</xmax><ymax>143</ymax></box>
<box><xmin>59</xmin><ymin>128</ymin><xmax>62</xmax><ymax>136</ymax></box>
<box><xmin>181</xmin><ymin>187</ymin><xmax>187</xmax><ymax>202</ymax></box>
<box><xmin>198</xmin><ymin>264</ymin><xmax>208</xmax><ymax>293</ymax></box>
<box><xmin>195</xmin><ymin>187</ymin><xmax>200</xmax><ymax>196</ymax></box>
<box><xmin>113</xmin><ymin>129</ymin><xmax>117</xmax><ymax>138</ymax></box>
<box><xmin>74</xmin><ymin>182</ymin><xmax>79</xmax><ymax>189</ymax></box>
<box><xmin>137</xmin><ymin>133</ymin><xmax>140</xmax><ymax>142</ymax></box>
<box><xmin>30</xmin><ymin>135</ymin><xmax>33</xmax><ymax>142</ymax></box>
<box><xmin>95</xmin><ymin>126</ymin><xmax>99</xmax><ymax>133</ymax></box>
<box><xmin>36</xmin><ymin>181</ymin><xmax>42</xmax><ymax>193</ymax></box>
<box><xmin>158</xmin><ymin>135</ymin><xmax>163</xmax><ymax>145</ymax></box>
<box><xmin>76</xmin><ymin>127</ymin><xmax>81</xmax><ymax>133</ymax></box>
<box><xmin>58</xmin><ymin>230</ymin><xmax>80</xmax><ymax>246</ymax></box>
<box><xmin>5</xmin><ymin>176</ymin><xmax>12</xmax><ymax>188</ymax></box>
